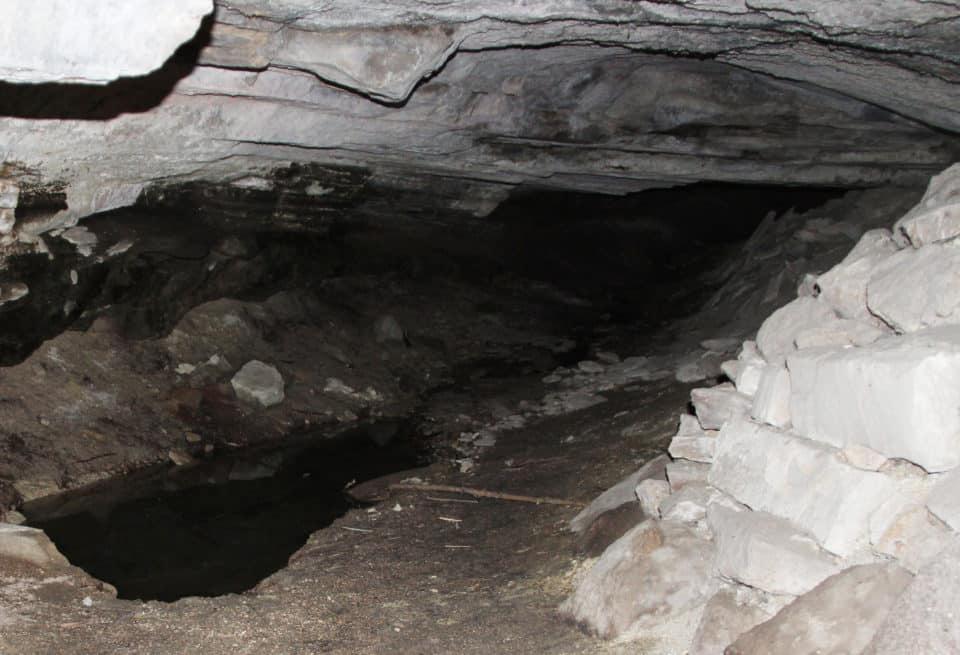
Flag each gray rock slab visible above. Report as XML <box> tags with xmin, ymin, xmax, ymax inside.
<box><xmin>867</xmin><ymin>240</ymin><xmax>960</xmax><ymax>333</ymax></box>
<box><xmin>730</xmin><ymin>562</ymin><xmax>913</xmax><ymax>655</ymax></box>
<box><xmin>568</xmin><ymin>454</ymin><xmax>668</xmax><ymax>534</ymax></box>
<box><xmin>667</xmin><ymin>459</ymin><xmax>711</xmax><ymax>493</ymax></box>
<box><xmin>690</xmin><ymin>583</ymin><xmax>789</xmax><ymax>655</ymax></box>
<box><xmin>690</xmin><ymin>383</ymin><xmax>752</xmax><ymax>430</ymax></box>
<box><xmin>816</xmin><ymin>228</ymin><xmax>899</xmax><ymax>323</ymax></box>
<box><xmin>893</xmin><ymin>162</ymin><xmax>960</xmax><ymax>247</ymax></box>
<box><xmin>668</xmin><ymin>414</ymin><xmax>717</xmax><ymax>464</ymax></box>
<box><xmin>750</xmin><ymin>363</ymin><xmax>791</xmax><ymax>429</ymax></box>
<box><xmin>864</xmin><ymin>538</ymin><xmax>960</xmax><ymax>654</ymax></box>
<box><xmin>709</xmin><ymin>505</ymin><xmax>840</xmax><ymax>596</ymax></box>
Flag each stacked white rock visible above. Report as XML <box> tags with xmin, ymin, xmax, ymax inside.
<box><xmin>563</xmin><ymin>163</ymin><xmax>960</xmax><ymax>655</ymax></box>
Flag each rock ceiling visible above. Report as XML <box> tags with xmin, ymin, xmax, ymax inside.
<box><xmin>1</xmin><ymin>0</ymin><xmax>959</xmax><ymax>238</ymax></box>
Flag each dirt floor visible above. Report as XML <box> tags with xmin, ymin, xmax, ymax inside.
<box><xmin>1</xmin><ymin>366</ymin><xmax>692</xmax><ymax>655</ymax></box>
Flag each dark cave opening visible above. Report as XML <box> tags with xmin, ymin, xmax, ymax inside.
<box><xmin>11</xmin><ymin>180</ymin><xmax>852</xmax><ymax>601</ymax></box>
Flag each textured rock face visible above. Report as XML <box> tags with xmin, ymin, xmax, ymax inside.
<box><xmin>0</xmin><ymin>1</ymin><xmax>959</xmax><ymax>239</ymax></box>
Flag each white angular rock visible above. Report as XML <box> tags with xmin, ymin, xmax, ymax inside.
<box><xmin>750</xmin><ymin>364</ymin><xmax>791</xmax><ymax>429</ymax></box>
<box><xmin>867</xmin><ymin>241</ymin><xmax>960</xmax><ymax>333</ymax></box>
<box><xmin>636</xmin><ymin>479</ymin><xmax>671</xmax><ymax>518</ymax></box>
<box><xmin>668</xmin><ymin>414</ymin><xmax>718</xmax><ymax>464</ymax></box>
<box><xmin>729</xmin><ymin>563</ymin><xmax>913</xmax><ymax>655</ymax></box>
<box><xmin>666</xmin><ymin>459</ymin><xmax>711</xmax><ymax>493</ymax></box>
<box><xmin>793</xmin><ymin>317</ymin><xmax>888</xmax><ymax>350</ymax></box>
<box><xmin>709</xmin><ymin>418</ymin><xmax>896</xmax><ymax>556</ymax></box>
<box><xmin>690</xmin><ymin>583</ymin><xmax>789</xmax><ymax>655</ymax></box>
<box><xmin>865</xmin><ymin>537</ymin><xmax>960</xmax><ymax>655</ymax></box>
<box><xmin>788</xmin><ymin>327</ymin><xmax>960</xmax><ymax>472</ymax></box>
<box><xmin>709</xmin><ymin>505</ymin><xmax>840</xmax><ymax>596</ymax></box>
<box><xmin>559</xmin><ymin>520</ymin><xmax>714</xmax><ymax>643</ymax></box>
<box><xmin>893</xmin><ymin>162</ymin><xmax>960</xmax><ymax>247</ymax></box>
<box><xmin>568</xmin><ymin>454</ymin><xmax>668</xmax><ymax>534</ymax></box>
<box><xmin>927</xmin><ymin>468</ymin><xmax>960</xmax><ymax>532</ymax></box>
<box><xmin>230</xmin><ymin>360</ymin><xmax>285</xmax><ymax>408</ymax></box>
<box><xmin>690</xmin><ymin>383</ymin><xmax>752</xmax><ymax>431</ymax></box>
<box><xmin>0</xmin><ymin>524</ymin><xmax>69</xmax><ymax>567</ymax></box>
<box><xmin>659</xmin><ymin>482</ymin><xmax>722</xmax><ymax>524</ymax></box>
<box><xmin>733</xmin><ymin>341</ymin><xmax>765</xmax><ymax>397</ymax></box>
<box><xmin>719</xmin><ymin>359</ymin><xmax>740</xmax><ymax>383</ymax></box>
<box><xmin>839</xmin><ymin>445</ymin><xmax>889</xmax><ymax>471</ymax></box>
<box><xmin>816</xmin><ymin>228</ymin><xmax>899</xmax><ymax>322</ymax></box>
<box><xmin>872</xmin><ymin>504</ymin><xmax>954</xmax><ymax>573</ymax></box>
<box><xmin>756</xmin><ymin>297</ymin><xmax>837</xmax><ymax>364</ymax></box>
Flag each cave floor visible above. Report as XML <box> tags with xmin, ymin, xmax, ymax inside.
<box><xmin>2</xmin><ymin>370</ymin><xmax>692</xmax><ymax>655</ymax></box>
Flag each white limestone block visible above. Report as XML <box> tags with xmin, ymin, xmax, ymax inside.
<box><xmin>635</xmin><ymin>479</ymin><xmax>671</xmax><ymax>518</ymax></box>
<box><xmin>709</xmin><ymin>418</ymin><xmax>897</xmax><ymax>557</ymax></box>
<box><xmin>893</xmin><ymin>162</ymin><xmax>960</xmax><ymax>247</ymax></box>
<box><xmin>927</xmin><ymin>468</ymin><xmax>960</xmax><ymax>532</ymax></box>
<box><xmin>734</xmin><ymin>341</ymin><xmax>766</xmax><ymax>397</ymax></box>
<box><xmin>667</xmin><ymin>459</ymin><xmax>711</xmax><ymax>493</ymax></box>
<box><xmin>867</xmin><ymin>241</ymin><xmax>960</xmax><ymax>333</ymax></box>
<box><xmin>756</xmin><ymin>297</ymin><xmax>837</xmax><ymax>364</ymax></box>
<box><xmin>668</xmin><ymin>414</ymin><xmax>718</xmax><ymax>464</ymax></box>
<box><xmin>788</xmin><ymin>327</ymin><xmax>960</xmax><ymax>472</ymax></box>
<box><xmin>816</xmin><ymin>228</ymin><xmax>898</xmax><ymax>323</ymax></box>
<box><xmin>690</xmin><ymin>383</ymin><xmax>752</xmax><ymax>430</ymax></box>
<box><xmin>709</xmin><ymin>505</ymin><xmax>840</xmax><ymax>596</ymax></box>
<box><xmin>750</xmin><ymin>364</ymin><xmax>791</xmax><ymax>429</ymax></box>
<box><xmin>720</xmin><ymin>359</ymin><xmax>740</xmax><ymax>383</ymax></box>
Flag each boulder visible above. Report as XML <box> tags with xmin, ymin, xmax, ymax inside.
<box><xmin>788</xmin><ymin>327</ymin><xmax>960</xmax><ymax>472</ymax></box>
<box><xmin>867</xmin><ymin>241</ymin><xmax>960</xmax><ymax>333</ymax></box>
<box><xmin>690</xmin><ymin>383</ymin><xmax>752</xmax><ymax>430</ymax></box>
<box><xmin>750</xmin><ymin>363</ymin><xmax>791</xmax><ymax>429</ymax></box>
<box><xmin>569</xmin><ymin>454</ymin><xmax>668</xmax><ymax>533</ymax></box>
<box><xmin>893</xmin><ymin>162</ymin><xmax>960</xmax><ymax>247</ymax></box>
<box><xmin>230</xmin><ymin>360</ymin><xmax>285</xmax><ymax>408</ymax></box>
<box><xmin>560</xmin><ymin>520</ymin><xmax>714</xmax><ymax>644</ymax></box>
<box><xmin>709</xmin><ymin>505</ymin><xmax>840</xmax><ymax>596</ymax></box>
<box><xmin>729</xmin><ymin>563</ymin><xmax>913</xmax><ymax>655</ymax></box>
<box><xmin>865</xmin><ymin>538</ymin><xmax>960</xmax><ymax>655</ymax></box>
<box><xmin>690</xmin><ymin>584</ymin><xmax>788</xmax><ymax>655</ymax></box>
<box><xmin>755</xmin><ymin>297</ymin><xmax>837</xmax><ymax>364</ymax></box>
<box><xmin>668</xmin><ymin>414</ymin><xmax>718</xmax><ymax>464</ymax></box>
<box><xmin>816</xmin><ymin>228</ymin><xmax>899</xmax><ymax>322</ymax></box>
<box><xmin>0</xmin><ymin>524</ymin><xmax>70</xmax><ymax>567</ymax></box>
<box><xmin>709</xmin><ymin>418</ymin><xmax>896</xmax><ymax>556</ymax></box>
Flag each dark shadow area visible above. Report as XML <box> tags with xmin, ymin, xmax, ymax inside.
<box><xmin>23</xmin><ymin>421</ymin><xmax>429</xmax><ymax>601</ymax></box>
<box><xmin>490</xmin><ymin>182</ymin><xmax>847</xmax><ymax>322</ymax></box>
<box><xmin>0</xmin><ymin>14</ymin><xmax>213</xmax><ymax>120</ymax></box>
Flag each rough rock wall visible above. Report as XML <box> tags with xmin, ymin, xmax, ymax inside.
<box><xmin>0</xmin><ymin>0</ymin><xmax>959</xmax><ymax>247</ymax></box>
